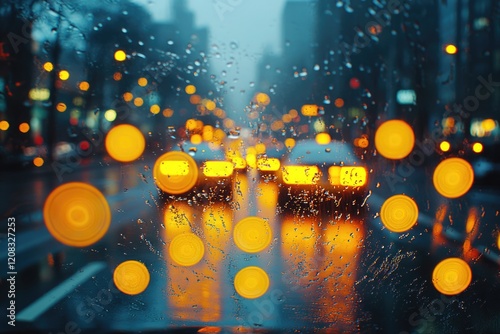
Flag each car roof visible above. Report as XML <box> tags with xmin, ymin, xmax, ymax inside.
<box><xmin>173</xmin><ymin>142</ymin><xmax>226</xmax><ymax>162</ymax></box>
<box><xmin>285</xmin><ymin>139</ymin><xmax>362</xmax><ymax>165</ymax></box>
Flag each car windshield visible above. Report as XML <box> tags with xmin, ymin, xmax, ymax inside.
<box><xmin>1</xmin><ymin>0</ymin><xmax>500</xmax><ymax>333</ymax></box>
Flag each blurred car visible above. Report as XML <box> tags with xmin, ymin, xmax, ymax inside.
<box><xmin>255</xmin><ymin>138</ymin><xmax>287</xmax><ymax>181</ymax></box>
<box><xmin>153</xmin><ymin>141</ymin><xmax>235</xmax><ymax>202</ymax></box>
<box><xmin>224</xmin><ymin>137</ymin><xmax>248</xmax><ymax>173</ymax></box>
<box><xmin>278</xmin><ymin>134</ymin><xmax>369</xmax><ymax>211</ymax></box>
<box><xmin>0</xmin><ymin>146</ymin><xmax>36</xmax><ymax>169</ymax></box>
<box><xmin>437</xmin><ymin>138</ymin><xmax>500</xmax><ymax>187</ymax></box>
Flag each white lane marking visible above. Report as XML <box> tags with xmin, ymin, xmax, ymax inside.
<box><xmin>17</xmin><ymin>262</ymin><xmax>107</xmax><ymax>322</ymax></box>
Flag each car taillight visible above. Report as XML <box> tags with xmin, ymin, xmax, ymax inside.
<box><xmin>257</xmin><ymin>157</ymin><xmax>280</xmax><ymax>172</ymax></box>
<box><xmin>328</xmin><ymin>166</ymin><xmax>367</xmax><ymax>187</ymax></box>
<box><xmin>203</xmin><ymin>161</ymin><xmax>234</xmax><ymax>177</ymax></box>
<box><xmin>231</xmin><ymin>156</ymin><xmax>247</xmax><ymax>170</ymax></box>
<box><xmin>282</xmin><ymin>165</ymin><xmax>320</xmax><ymax>185</ymax></box>
<box><xmin>153</xmin><ymin>151</ymin><xmax>198</xmax><ymax>194</ymax></box>
<box><xmin>160</xmin><ymin>160</ymin><xmax>190</xmax><ymax>176</ymax></box>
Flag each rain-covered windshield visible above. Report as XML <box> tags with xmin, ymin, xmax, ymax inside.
<box><xmin>1</xmin><ymin>0</ymin><xmax>500</xmax><ymax>333</ymax></box>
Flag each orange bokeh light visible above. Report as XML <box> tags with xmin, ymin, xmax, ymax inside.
<box><xmin>375</xmin><ymin>120</ymin><xmax>415</xmax><ymax>159</ymax></box>
<box><xmin>105</xmin><ymin>124</ymin><xmax>145</xmax><ymax>162</ymax></box>
<box><xmin>43</xmin><ymin>182</ymin><xmax>111</xmax><ymax>247</ymax></box>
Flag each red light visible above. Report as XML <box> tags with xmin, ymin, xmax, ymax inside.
<box><xmin>177</xmin><ymin>126</ymin><xmax>187</xmax><ymax>139</ymax></box>
<box><xmin>69</xmin><ymin>118</ymin><xmax>78</xmax><ymax>126</ymax></box>
<box><xmin>34</xmin><ymin>135</ymin><xmax>44</xmax><ymax>146</ymax></box>
<box><xmin>79</xmin><ymin>140</ymin><xmax>90</xmax><ymax>151</ymax></box>
<box><xmin>349</xmin><ymin>78</ymin><xmax>360</xmax><ymax>89</ymax></box>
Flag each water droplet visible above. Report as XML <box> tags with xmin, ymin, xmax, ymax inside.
<box><xmin>230</xmin><ymin>41</ymin><xmax>238</xmax><ymax>49</ymax></box>
<box><xmin>138</xmin><ymin>173</ymin><xmax>148</xmax><ymax>183</ymax></box>
<box><xmin>121</xmin><ymin>28</ymin><xmax>127</xmax><ymax>33</ymax></box>
<box><xmin>137</xmin><ymin>219</ymin><xmax>144</xmax><ymax>224</ymax></box>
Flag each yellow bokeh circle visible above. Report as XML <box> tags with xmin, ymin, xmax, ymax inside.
<box><xmin>185</xmin><ymin>84</ymin><xmax>196</xmax><ymax>95</ymax></box>
<box><xmin>440</xmin><ymin>141</ymin><xmax>451</xmax><ymax>152</ymax></box>
<box><xmin>169</xmin><ymin>232</ymin><xmax>205</xmax><ymax>266</ymax></box>
<box><xmin>113</xmin><ymin>260</ymin><xmax>150</xmax><ymax>295</ymax></box>
<box><xmin>375</xmin><ymin>120</ymin><xmax>415</xmax><ymax>159</ymax></box>
<box><xmin>43</xmin><ymin>182</ymin><xmax>111</xmax><ymax>247</ymax></box>
<box><xmin>432</xmin><ymin>258</ymin><xmax>472</xmax><ymax>295</ymax></box>
<box><xmin>105</xmin><ymin>124</ymin><xmax>145</xmax><ymax>162</ymax></box>
<box><xmin>234</xmin><ymin>266</ymin><xmax>270</xmax><ymax>299</ymax></box>
<box><xmin>380</xmin><ymin>194</ymin><xmax>419</xmax><ymax>233</ymax></box>
<box><xmin>153</xmin><ymin>151</ymin><xmax>199</xmax><ymax>195</ymax></box>
<box><xmin>433</xmin><ymin>158</ymin><xmax>474</xmax><ymax>198</ymax></box>
<box><xmin>233</xmin><ymin>217</ymin><xmax>272</xmax><ymax>253</ymax></box>
<box><xmin>114</xmin><ymin>50</ymin><xmax>127</xmax><ymax>61</ymax></box>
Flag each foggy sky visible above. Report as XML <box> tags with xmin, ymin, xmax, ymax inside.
<box><xmin>133</xmin><ymin>0</ymin><xmax>287</xmax><ymax>114</ymax></box>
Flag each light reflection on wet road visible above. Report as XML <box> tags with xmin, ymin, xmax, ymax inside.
<box><xmin>1</xmin><ymin>159</ymin><xmax>500</xmax><ymax>333</ymax></box>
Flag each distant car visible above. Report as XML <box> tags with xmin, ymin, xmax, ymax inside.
<box><xmin>153</xmin><ymin>141</ymin><xmax>235</xmax><ymax>202</ymax></box>
<box><xmin>468</xmin><ymin>141</ymin><xmax>500</xmax><ymax>188</ymax></box>
<box><xmin>224</xmin><ymin>137</ymin><xmax>248</xmax><ymax>173</ymax></box>
<box><xmin>0</xmin><ymin>148</ymin><xmax>32</xmax><ymax>170</ymax></box>
<box><xmin>278</xmin><ymin>136</ymin><xmax>369</xmax><ymax>212</ymax></box>
<box><xmin>437</xmin><ymin>138</ymin><xmax>500</xmax><ymax>188</ymax></box>
<box><xmin>255</xmin><ymin>139</ymin><xmax>287</xmax><ymax>181</ymax></box>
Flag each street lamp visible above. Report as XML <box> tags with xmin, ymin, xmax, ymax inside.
<box><xmin>114</xmin><ymin>50</ymin><xmax>127</xmax><ymax>62</ymax></box>
<box><xmin>444</xmin><ymin>44</ymin><xmax>458</xmax><ymax>55</ymax></box>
